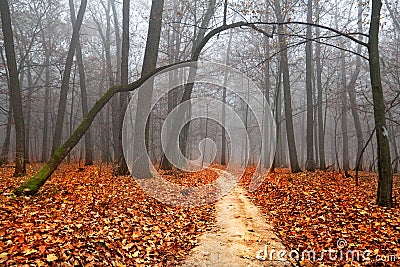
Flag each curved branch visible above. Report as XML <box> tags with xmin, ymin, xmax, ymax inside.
<box><xmin>14</xmin><ymin>19</ymin><xmax>369</xmax><ymax>195</ymax></box>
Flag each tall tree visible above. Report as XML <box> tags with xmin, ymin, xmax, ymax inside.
<box><xmin>0</xmin><ymin>0</ymin><xmax>26</xmax><ymax>176</ymax></box>
<box><xmin>131</xmin><ymin>0</ymin><xmax>165</xmax><ymax>178</ymax></box>
<box><xmin>341</xmin><ymin>49</ymin><xmax>350</xmax><ymax>171</ymax></box>
<box><xmin>113</xmin><ymin>0</ymin><xmax>130</xmax><ymax>175</ymax></box>
<box><xmin>221</xmin><ymin>28</ymin><xmax>233</xmax><ymax>166</ymax></box>
<box><xmin>51</xmin><ymin>0</ymin><xmax>87</xmax><ymax>154</ymax></box>
<box><xmin>160</xmin><ymin>0</ymin><xmax>217</xmax><ymax>170</ymax></box>
<box><xmin>40</xmin><ymin>30</ymin><xmax>51</xmax><ymax>162</ymax></box>
<box><xmin>262</xmin><ymin>9</ymin><xmax>272</xmax><ymax>169</ymax></box>
<box><xmin>274</xmin><ymin>0</ymin><xmax>302</xmax><ymax>173</ymax></box>
<box><xmin>368</xmin><ymin>0</ymin><xmax>393</xmax><ymax>208</ymax></box>
<box><xmin>69</xmin><ymin>0</ymin><xmax>93</xmax><ymax>165</ymax></box>
<box><xmin>347</xmin><ymin>0</ymin><xmax>365</xmax><ymax>171</ymax></box>
<box><xmin>315</xmin><ymin>0</ymin><xmax>325</xmax><ymax>170</ymax></box>
<box><xmin>110</xmin><ymin>0</ymin><xmax>122</xmax><ymax>162</ymax></box>
<box><xmin>0</xmin><ymin>88</ymin><xmax>12</xmax><ymax>166</ymax></box>
<box><xmin>305</xmin><ymin>0</ymin><xmax>315</xmax><ymax>171</ymax></box>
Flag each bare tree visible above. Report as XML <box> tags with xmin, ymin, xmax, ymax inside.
<box><xmin>274</xmin><ymin>0</ymin><xmax>302</xmax><ymax>173</ymax></box>
<box><xmin>51</xmin><ymin>0</ymin><xmax>87</xmax><ymax>154</ymax></box>
<box><xmin>0</xmin><ymin>0</ymin><xmax>26</xmax><ymax>176</ymax></box>
<box><xmin>113</xmin><ymin>0</ymin><xmax>130</xmax><ymax>175</ymax></box>
<box><xmin>314</xmin><ymin>0</ymin><xmax>325</xmax><ymax>170</ymax></box>
<box><xmin>131</xmin><ymin>0</ymin><xmax>165</xmax><ymax>178</ymax></box>
<box><xmin>369</xmin><ymin>0</ymin><xmax>393</xmax><ymax>208</ymax></box>
<box><xmin>305</xmin><ymin>0</ymin><xmax>315</xmax><ymax>171</ymax></box>
<box><xmin>69</xmin><ymin>0</ymin><xmax>93</xmax><ymax>165</ymax></box>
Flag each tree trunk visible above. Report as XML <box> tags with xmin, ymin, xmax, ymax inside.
<box><xmin>369</xmin><ymin>0</ymin><xmax>393</xmax><ymax>208</ymax></box>
<box><xmin>274</xmin><ymin>0</ymin><xmax>302</xmax><ymax>173</ymax></box>
<box><xmin>131</xmin><ymin>0</ymin><xmax>164</xmax><ymax>178</ymax></box>
<box><xmin>315</xmin><ymin>0</ymin><xmax>325</xmax><ymax>170</ymax></box>
<box><xmin>0</xmin><ymin>48</ymin><xmax>12</xmax><ymax>166</ymax></box>
<box><xmin>0</xmin><ymin>0</ymin><xmax>26</xmax><ymax>176</ymax></box>
<box><xmin>25</xmin><ymin>62</ymin><xmax>33</xmax><ymax>163</ymax></box>
<box><xmin>113</xmin><ymin>0</ymin><xmax>130</xmax><ymax>175</ymax></box>
<box><xmin>305</xmin><ymin>0</ymin><xmax>315</xmax><ymax>171</ymax></box>
<box><xmin>160</xmin><ymin>0</ymin><xmax>217</xmax><ymax>170</ymax></box>
<box><xmin>12</xmin><ymin>21</ymin><xmax>297</xmax><ymax>194</ymax></box>
<box><xmin>52</xmin><ymin>0</ymin><xmax>87</xmax><ymax>154</ymax></box>
<box><xmin>347</xmin><ymin>0</ymin><xmax>364</xmax><ymax>171</ymax></box>
<box><xmin>69</xmin><ymin>0</ymin><xmax>93</xmax><ymax>165</ymax></box>
<box><xmin>110</xmin><ymin>0</ymin><xmax>122</xmax><ymax>162</ymax></box>
<box><xmin>271</xmin><ymin>63</ymin><xmax>282</xmax><ymax>171</ymax></box>
<box><xmin>41</xmin><ymin>46</ymin><xmax>51</xmax><ymax>162</ymax></box>
<box><xmin>0</xmin><ymin>98</ymin><xmax>12</xmax><ymax>166</ymax></box>
<box><xmin>389</xmin><ymin>111</ymin><xmax>399</xmax><ymax>173</ymax></box>
<box><xmin>341</xmin><ymin>50</ymin><xmax>350</xmax><ymax>171</ymax></box>
<box><xmin>262</xmin><ymin>16</ymin><xmax>272</xmax><ymax>169</ymax></box>
<box><xmin>221</xmin><ymin>29</ymin><xmax>233</xmax><ymax>166</ymax></box>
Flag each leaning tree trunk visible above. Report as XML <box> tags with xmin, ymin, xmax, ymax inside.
<box><xmin>369</xmin><ymin>0</ymin><xmax>393</xmax><ymax>208</ymax></box>
<box><xmin>51</xmin><ymin>0</ymin><xmax>87</xmax><ymax>155</ymax></box>
<box><xmin>12</xmin><ymin>21</ymin><xmax>291</xmax><ymax>195</ymax></box>
<box><xmin>0</xmin><ymin>0</ymin><xmax>26</xmax><ymax>176</ymax></box>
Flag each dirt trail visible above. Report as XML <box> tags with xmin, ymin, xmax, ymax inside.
<box><xmin>180</xmin><ymin>172</ymin><xmax>291</xmax><ymax>267</ymax></box>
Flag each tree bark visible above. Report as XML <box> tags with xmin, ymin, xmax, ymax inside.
<box><xmin>0</xmin><ymin>0</ymin><xmax>26</xmax><ymax>176</ymax></box>
<box><xmin>131</xmin><ymin>0</ymin><xmax>164</xmax><ymax>178</ymax></box>
<box><xmin>369</xmin><ymin>0</ymin><xmax>393</xmax><ymax>208</ymax></box>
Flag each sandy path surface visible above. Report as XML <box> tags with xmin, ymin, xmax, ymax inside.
<box><xmin>180</xmin><ymin>172</ymin><xmax>291</xmax><ymax>267</ymax></box>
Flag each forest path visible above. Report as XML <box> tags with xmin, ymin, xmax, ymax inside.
<box><xmin>180</xmin><ymin>171</ymin><xmax>290</xmax><ymax>267</ymax></box>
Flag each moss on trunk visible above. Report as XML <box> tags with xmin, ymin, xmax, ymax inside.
<box><xmin>14</xmin><ymin>86</ymin><xmax>120</xmax><ymax>195</ymax></box>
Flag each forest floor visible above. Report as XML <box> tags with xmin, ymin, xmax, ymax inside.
<box><xmin>0</xmin><ymin>164</ymin><xmax>216</xmax><ymax>266</ymax></box>
<box><xmin>0</xmin><ymin>164</ymin><xmax>399</xmax><ymax>266</ymax></box>
<box><xmin>241</xmin><ymin>167</ymin><xmax>400</xmax><ymax>267</ymax></box>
